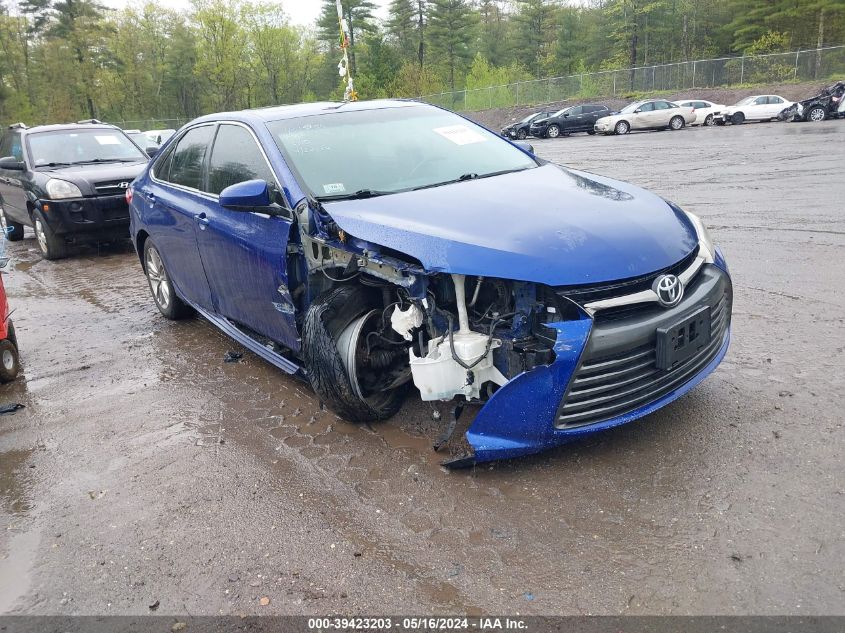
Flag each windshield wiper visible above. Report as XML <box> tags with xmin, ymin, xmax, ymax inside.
<box><xmin>411</xmin><ymin>167</ymin><xmax>531</xmax><ymax>192</ymax></box>
<box><xmin>71</xmin><ymin>158</ymin><xmax>140</xmax><ymax>165</ymax></box>
<box><xmin>37</xmin><ymin>162</ymin><xmax>74</xmax><ymax>168</ymax></box>
<box><xmin>316</xmin><ymin>188</ymin><xmax>393</xmax><ymax>201</ymax></box>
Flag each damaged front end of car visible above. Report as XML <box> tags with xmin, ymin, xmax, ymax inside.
<box><xmin>292</xmin><ymin>191</ymin><xmax>731</xmax><ymax>467</ymax></box>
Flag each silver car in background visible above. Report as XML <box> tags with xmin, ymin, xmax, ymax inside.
<box><xmin>595</xmin><ymin>99</ymin><xmax>696</xmax><ymax>135</ymax></box>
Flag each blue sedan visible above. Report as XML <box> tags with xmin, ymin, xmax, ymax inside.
<box><xmin>128</xmin><ymin>99</ymin><xmax>732</xmax><ymax>465</ymax></box>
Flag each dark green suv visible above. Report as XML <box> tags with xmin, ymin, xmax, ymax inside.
<box><xmin>0</xmin><ymin>120</ymin><xmax>154</xmax><ymax>259</ymax></box>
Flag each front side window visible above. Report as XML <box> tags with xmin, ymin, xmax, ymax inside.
<box><xmin>207</xmin><ymin>124</ymin><xmax>276</xmax><ymax>195</ymax></box>
<box><xmin>268</xmin><ymin>106</ymin><xmax>536</xmax><ymax>199</ymax></box>
<box><xmin>638</xmin><ymin>102</ymin><xmax>655</xmax><ymax>112</ymax></box>
<box><xmin>620</xmin><ymin>102</ymin><xmax>643</xmax><ymax>114</ymax></box>
<box><xmin>27</xmin><ymin>129</ymin><xmax>145</xmax><ymax>167</ymax></box>
<box><xmin>168</xmin><ymin>125</ymin><xmax>215</xmax><ymax>191</ymax></box>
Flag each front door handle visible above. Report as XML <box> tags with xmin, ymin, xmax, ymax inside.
<box><xmin>142</xmin><ymin>188</ymin><xmax>155</xmax><ymax>204</ymax></box>
<box><xmin>196</xmin><ymin>212</ymin><xmax>210</xmax><ymax>230</ymax></box>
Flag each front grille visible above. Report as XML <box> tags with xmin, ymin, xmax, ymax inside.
<box><xmin>556</xmin><ymin>277</ymin><xmax>730</xmax><ymax>429</ymax></box>
<box><xmin>555</xmin><ymin>246</ymin><xmax>699</xmax><ymax>306</ymax></box>
<box><xmin>94</xmin><ymin>180</ymin><xmax>130</xmax><ymax>195</ymax></box>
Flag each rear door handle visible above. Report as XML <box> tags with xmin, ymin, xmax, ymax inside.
<box><xmin>196</xmin><ymin>212</ymin><xmax>210</xmax><ymax>229</ymax></box>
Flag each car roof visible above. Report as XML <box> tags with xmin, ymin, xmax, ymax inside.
<box><xmin>18</xmin><ymin>123</ymin><xmax>122</xmax><ymax>135</ymax></box>
<box><xmin>190</xmin><ymin>99</ymin><xmax>424</xmax><ymax>126</ymax></box>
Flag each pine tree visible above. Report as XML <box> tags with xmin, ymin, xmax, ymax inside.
<box><xmin>427</xmin><ymin>0</ymin><xmax>476</xmax><ymax>91</ymax></box>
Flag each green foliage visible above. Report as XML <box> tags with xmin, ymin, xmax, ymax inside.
<box><xmin>0</xmin><ymin>0</ymin><xmax>843</xmax><ymax>125</ymax></box>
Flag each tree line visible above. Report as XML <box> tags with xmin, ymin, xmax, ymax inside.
<box><xmin>0</xmin><ymin>0</ymin><xmax>843</xmax><ymax>126</ymax></box>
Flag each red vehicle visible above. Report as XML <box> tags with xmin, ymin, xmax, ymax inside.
<box><xmin>0</xmin><ymin>256</ymin><xmax>19</xmax><ymax>382</ymax></box>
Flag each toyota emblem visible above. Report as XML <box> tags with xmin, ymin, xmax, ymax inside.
<box><xmin>654</xmin><ymin>274</ymin><xmax>683</xmax><ymax>308</ymax></box>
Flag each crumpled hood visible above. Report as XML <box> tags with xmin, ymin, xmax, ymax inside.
<box><xmin>323</xmin><ymin>164</ymin><xmax>698</xmax><ymax>286</ymax></box>
<box><xmin>41</xmin><ymin>161</ymin><xmax>148</xmax><ymax>196</ymax></box>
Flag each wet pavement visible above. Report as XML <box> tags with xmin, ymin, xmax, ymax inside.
<box><xmin>0</xmin><ymin>121</ymin><xmax>843</xmax><ymax>615</ymax></box>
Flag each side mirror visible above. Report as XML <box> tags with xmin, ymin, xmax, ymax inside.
<box><xmin>145</xmin><ymin>146</ymin><xmax>159</xmax><ymax>159</ymax></box>
<box><xmin>634</xmin><ymin>108</ymin><xmax>642</xmax><ymax>114</ymax></box>
<box><xmin>563</xmin><ymin>113</ymin><xmax>570</xmax><ymax>117</ymax></box>
<box><xmin>0</xmin><ymin>156</ymin><xmax>25</xmax><ymax>171</ymax></box>
<box><xmin>513</xmin><ymin>140</ymin><xmax>534</xmax><ymax>154</ymax></box>
<box><xmin>220</xmin><ymin>179</ymin><xmax>291</xmax><ymax>218</ymax></box>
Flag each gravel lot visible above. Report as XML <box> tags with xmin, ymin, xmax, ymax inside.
<box><xmin>0</xmin><ymin>120</ymin><xmax>843</xmax><ymax>616</ymax></box>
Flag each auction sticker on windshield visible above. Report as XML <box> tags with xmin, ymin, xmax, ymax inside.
<box><xmin>433</xmin><ymin>125</ymin><xmax>487</xmax><ymax>145</ymax></box>
<box><xmin>323</xmin><ymin>183</ymin><xmax>346</xmax><ymax>194</ymax></box>
<box><xmin>95</xmin><ymin>135</ymin><xmax>121</xmax><ymax>145</ymax></box>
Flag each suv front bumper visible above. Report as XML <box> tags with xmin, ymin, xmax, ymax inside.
<box><xmin>38</xmin><ymin>194</ymin><xmax>130</xmax><ymax>241</ymax></box>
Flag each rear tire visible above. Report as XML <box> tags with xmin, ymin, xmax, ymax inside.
<box><xmin>0</xmin><ymin>206</ymin><xmax>24</xmax><ymax>241</ymax></box>
<box><xmin>732</xmin><ymin>112</ymin><xmax>745</xmax><ymax>125</ymax></box>
<box><xmin>806</xmin><ymin>105</ymin><xmax>826</xmax><ymax>122</ymax></box>
<box><xmin>143</xmin><ymin>239</ymin><xmax>193</xmax><ymax>320</ymax></box>
<box><xmin>303</xmin><ymin>285</ymin><xmax>409</xmax><ymax>423</ymax></box>
<box><xmin>33</xmin><ymin>211</ymin><xmax>68</xmax><ymax>260</ymax></box>
<box><xmin>615</xmin><ymin>120</ymin><xmax>630</xmax><ymax>135</ymax></box>
<box><xmin>0</xmin><ymin>338</ymin><xmax>19</xmax><ymax>382</ymax></box>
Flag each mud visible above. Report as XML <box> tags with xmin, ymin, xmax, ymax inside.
<box><xmin>0</xmin><ymin>121</ymin><xmax>843</xmax><ymax>615</ymax></box>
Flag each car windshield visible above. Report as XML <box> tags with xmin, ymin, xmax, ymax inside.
<box><xmin>28</xmin><ymin>129</ymin><xmax>146</xmax><ymax>166</ymax></box>
<box><xmin>552</xmin><ymin>107</ymin><xmax>571</xmax><ymax>117</ymax></box>
<box><xmin>268</xmin><ymin>106</ymin><xmax>537</xmax><ymax>199</ymax></box>
<box><xmin>620</xmin><ymin>102</ymin><xmax>644</xmax><ymax>114</ymax></box>
<box><xmin>734</xmin><ymin>97</ymin><xmax>756</xmax><ymax>106</ymax></box>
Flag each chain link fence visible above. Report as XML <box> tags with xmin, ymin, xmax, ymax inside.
<box><xmin>108</xmin><ymin>117</ymin><xmax>190</xmax><ymax>131</ymax></box>
<box><xmin>420</xmin><ymin>45</ymin><xmax>845</xmax><ymax>112</ymax></box>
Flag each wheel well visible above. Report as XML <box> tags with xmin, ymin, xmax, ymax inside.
<box><xmin>136</xmin><ymin>230</ymin><xmax>149</xmax><ymax>271</ymax></box>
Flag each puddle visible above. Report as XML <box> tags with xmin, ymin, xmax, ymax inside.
<box><xmin>0</xmin><ymin>449</ymin><xmax>34</xmax><ymax>517</ymax></box>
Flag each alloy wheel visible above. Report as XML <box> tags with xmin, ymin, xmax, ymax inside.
<box><xmin>705</xmin><ymin>114</ymin><xmax>714</xmax><ymax>126</ymax></box>
<box><xmin>670</xmin><ymin>116</ymin><xmax>684</xmax><ymax>130</ymax></box>
<box><xmin>145</xmin><ymin>246</ymin><xmax>171</xmax><ymax>311</ymax></box>
<box><xmin>808</xmin><ymin>107</ymin><xmax>826</xmax><ymax>122</ymax></box>
<box><xmin>34</xmin><ymin>218</ymin><xmax>48</xmax><ymax>253</ymax></box>
<box><xmin>547</xmin><ymin>125</ymin><xmax>560</xmax><ymax>138</ymax></box>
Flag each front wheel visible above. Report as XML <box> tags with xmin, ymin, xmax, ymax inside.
<box><xmin>143</xmin><ymin>240</ymin><xmax>193</xmax><ymax>320</ymax></box>
<box><xmin>33</xmin><ymin>211</ymin><xmax>68</xmax><ymax>260</ymax></box>
<box><xmin>704</xmin><ymin>114</ymin><xmax>715</xmax><ymax>126</ymax></box>
<box><xmin>669</xmin><ymin>116</ymin><xmax>685</xmax><ymax>130</ymax></box>
<box><xmin>303</xmin><ymin>285</ymin><xmax>409</xmax><ymax>423</ymax></box>
<box><xmin>516</xmin><ymin>129</ymin><xmax>527</xmax><ymax>140</ymax></box>
<box><xmin>732</xmin><ymin>112</ymin><xmax>745</xmax><ymax>125</ymax></box>
<box><xmin>615</xmin><ymin>120</ymin><xmax>630</xmax><ymax>135</ymax></box>
<box><xmin>0</xmin><ymin>338</ymin><xmax>19</xmax><ymax>383</ymax></box>
<box><xmin>806</xmin><ymin>106</ymin><xmax>826</xmax><ymax>122</ymax></box>
<box><xmin>546</xmin><ymin>124</ymin><xmax>560</xmax><ymax>138</ymax></box>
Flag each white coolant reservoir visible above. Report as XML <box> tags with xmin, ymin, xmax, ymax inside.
<box><xmin>408</xmin><ymin>274</ymin><xmax>508</xmax><ymax>401</ymax></box>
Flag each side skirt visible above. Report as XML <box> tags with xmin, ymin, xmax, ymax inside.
<box><xmin>186</xmin><ymin>299</ymin><xmax>301</xmax><ymax>375</ymax></box>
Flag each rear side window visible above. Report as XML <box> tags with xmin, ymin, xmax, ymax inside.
<box><xmin>568</xmin><ymin>106</ymin><xmax>583</xmax><ymax>115</ymax></box>
<box><xmin>207</xmin><ymin>124</ymin><xmax>276</xmax><ymax>195</ymax></box>
<box><xmin>769</xmin><ymin>96</ymin><xmax>783</xmax><ymax>104</ymax></box>
<box><xmin>168</xmin><ymin>125</ymin><xmax>215</xmax><ymax>191</ymax></box>
<box><xmin>0</xmin><ymin>132</ymin><xmax>24</xmax><ymax>161</ymax></box>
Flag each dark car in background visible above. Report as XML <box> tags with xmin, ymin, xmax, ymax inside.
<box><xmin>529</xmin><ymin>104</ymin><xmax>610</xmax><ymax>138</ymax></box>
<box><xmin>501</xmin><ymin>110</ymin><xmax>554</xmax><ymax>139</ymax></box>
<box><xmin>779</xmin><ymin>80</ymin><xmax>845</xmax><ymax>122</ymax></box>
<box><xmin>0</xmin><ymin>121</ymin><xmax>151</xmax><ymax>259</ymax></box>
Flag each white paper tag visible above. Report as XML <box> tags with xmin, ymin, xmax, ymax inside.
<box><xmin>323</xmin><ymin>183</ymin><xmax>346</xmax><ymax>194</ymax></box>
<box><xmin>433</xmin><ymin>125</ymin><xmax>487</xmax><ymax>146</ymax></box>
<box><xmin>95</xmin><ymin>135</ymin><xmax>121</xmax><ymax>145</ymax></box>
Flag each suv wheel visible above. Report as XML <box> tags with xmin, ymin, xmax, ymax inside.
<box><xmin>143</xmin><ymin>240</ymin><xmax>193</xmax><ymax>319</ymax></box>
<box><xmin>546</xmin><ymin>124</ymin><xmax>561</xmax><ymax>138</ymax></box>
<box><xmin>516</xmin><ymin>129</ymin><xmax>527</xmax><ymax>140</ymax></box>
<box><xmin>0</xmin><ymin>206</ymin><xmax>24</xmax><ymax>241</ymax></box>
<box><xmin>33</xmin><ymin>211</ymin><xmax>68</xmax><ymax>260</ymax></box>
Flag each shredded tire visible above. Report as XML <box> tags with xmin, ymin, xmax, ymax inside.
<box><xmin>303</xmin><ymin>285</ymin><xmax>408</xmax><ymax>423</ymax></box>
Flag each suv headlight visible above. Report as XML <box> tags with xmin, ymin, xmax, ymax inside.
<box><xmin>683</xmin><ymin>210</ymin><xmax>715</xmax><ymax>263</ymax></box>
<box><xmin>46</xmin><ymin>178</ymin><xmax>83</xmax><ymax>200</ymax></box>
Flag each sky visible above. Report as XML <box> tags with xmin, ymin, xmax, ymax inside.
<box><xmin>100</xmin><ymin>0</ymin><xmax>391</xmax><ymax>27</ymax></box>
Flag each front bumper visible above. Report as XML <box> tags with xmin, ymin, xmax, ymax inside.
<box><xmin>38</xmin><ymin>195</ymin><xmax>130</xmax><ymax>240</ymax></box>
<box><xmin>461</xmin><ymin>257</ymin><xmax>732</xmax><ymax>464</ymax></box>
<box><xmin>594</xmin><ymin>122</ymin><xmax>611</xmax><ymax>132</ymax></box>
<box><xmin>529</xmin><ymin>125</ymin><xmax>547</xmax><ymax>136</ymax></box>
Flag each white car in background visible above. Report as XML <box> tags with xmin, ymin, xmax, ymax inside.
<box><xmin>144</xmin><ymin>129</ymin><xmax>176</xmax><ymax>145</ymax></box>
<box><xmin>673</xmin><ymin>99</ymin><xmax>725</xmax><ymax>126</ymax></box>
<box><xmin>713</xmin><ymin>95</ymin><xmax>793</xmax><ymax>125</ymax></box>
<box><xmin>594</xmin><ymin>99</ymin><xmax>696</xmax><ymax>135</ymax></box>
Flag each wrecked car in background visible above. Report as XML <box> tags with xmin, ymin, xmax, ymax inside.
<box><xmin>128</xmin><ymin>100</ymin><xmax>732</xmax><ymax>465</ymax></box>
<box><xmin>779</xmin><ymin>81</ymin><xmax>845</xmax><ymax>122</ymax></box>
